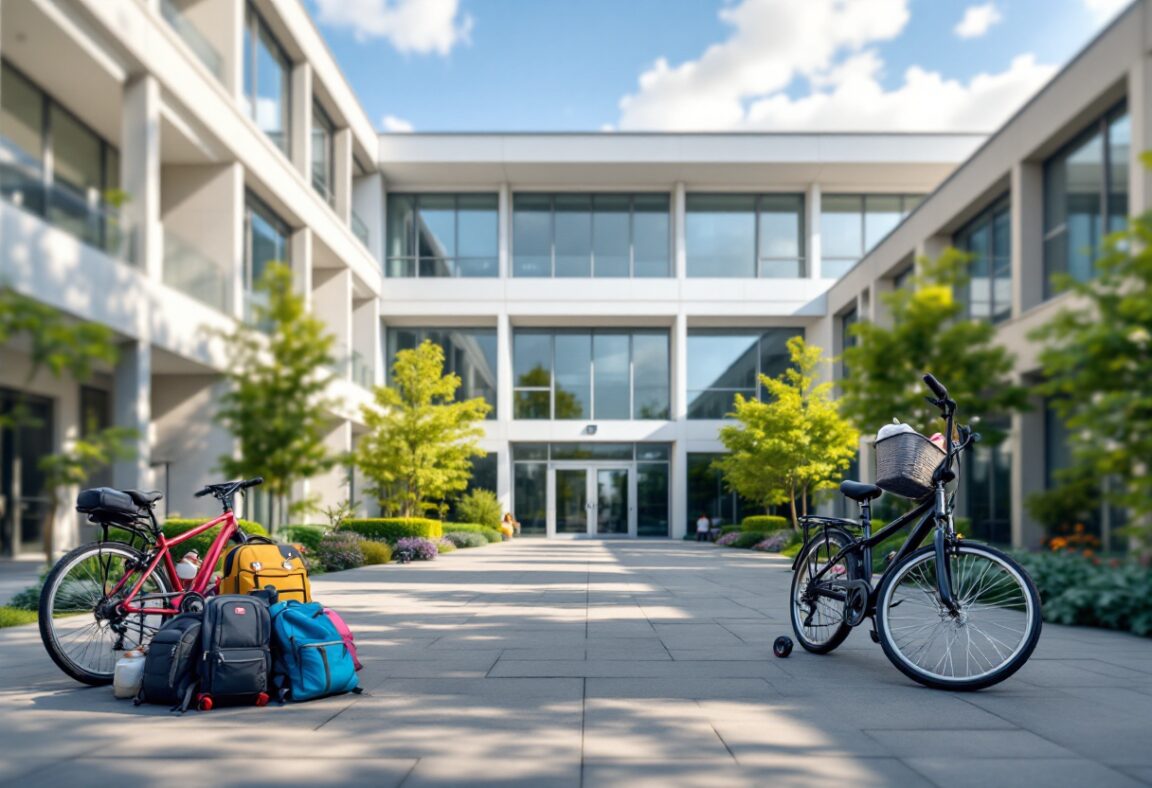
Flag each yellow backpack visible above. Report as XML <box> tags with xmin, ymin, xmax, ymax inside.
<box><xmin>220</xmin><ymin>538</ymin><xmax>311</xmax><ymax>603</ymax></box>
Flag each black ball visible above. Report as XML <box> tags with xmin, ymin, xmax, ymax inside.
<box><xmin>773</xmin><ymin>636</ymin><xmax>793</xmax><ymax>658</ymax></box>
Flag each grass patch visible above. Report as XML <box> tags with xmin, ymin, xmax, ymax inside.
<box><xmin>0</xmin><ymin>606</ymin><xmax>39</xmax><ymax>628</ymax></box>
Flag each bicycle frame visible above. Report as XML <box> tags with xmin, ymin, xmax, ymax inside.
<box><xmin>105</xmin><ymin>509</ymin><xmax>239</xmax><ymax>616</ymax></box>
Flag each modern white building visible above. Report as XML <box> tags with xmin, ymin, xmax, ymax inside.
<box><xmin>0</xmin><ymin>0</ymin><xmax>1146</xmax><ymax>556</ymax></box>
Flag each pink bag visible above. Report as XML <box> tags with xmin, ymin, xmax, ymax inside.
<box><xmin>323</xmin><ymin>608</ymin><xmax>362</xmax><ymax>671</ymax></box>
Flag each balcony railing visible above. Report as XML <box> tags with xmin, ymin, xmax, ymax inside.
<box><xmin>351</xmin><ymin>210</ymin><xmax>370</xmax><ymax>248</ymax></box>
<box><xmin>163</xmin><ymin>230</ymin><xmax>231</xmax><ymax>313</ymax></box>
<box><xmin>1</xmin><ymin>137</ymin><xmax>133</xmax><ymax>263</ymax></box>
<box><xmin>350</xmin><ymin>350</ymin><xmax>375</xmax><ymax>390</ymax></box>
<box><xmin>160</xmin><ymin>0</ymin><xmax>224</xmax><ymax>82</ymax></box>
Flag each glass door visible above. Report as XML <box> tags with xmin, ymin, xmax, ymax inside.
<box><xmin>554</xmin><ymin>468</ymin><xmax>589</xmax><ymax>535</ymax></box>
<box><xmin>595</xmin><ymin>468</ymin><xmax>630</xmax><ymax>536</ymax></box>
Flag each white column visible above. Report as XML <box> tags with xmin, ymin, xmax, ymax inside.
<box><xmin>498</xmin><ymin>183</ymin><xmax>511</xmax><ymax>278</ymax></box>
<box><xmin>1130</xmin><ymin>57</ymin><xmax>1152</xmax><ymax>216</ymax></box>
<box><xmin>672</xmin><ymin>312</ymin><xmax>688</xmax><ymax>422</ymax></box>
<box><xmin>225</xmin><ymin>0</ymin><xmax>246</xmax><ymax>97</ymax></box>
<box><xmin>113</xmin><ymin>340</ymin><xmax>152</xmax><ymax>491</ymax></box>
<box><xmin>313</xmin><ymin>268</ymin><xmax>353</xmax><ymax>380</ymax></box>
<box><xmin>1011</xmin><ymin>162</ymin><xmax>1044</xmax><ymax>316</ymax></box>
<box><xmin>122</xmin><ymin>75</ymin><xmax>162</xmax><ymax>280</ymax></box>
<box><xmin>497</xmin><ymin>311</ymin><xmax>513</xmax><ymax>422</ymax></box>
<box><xmin>671</xmin><ymin>442</ymin><xmax>688</xmax><ymax>539</ymax></box>
<box><xmin>806</xmin><ymin>182</ymin><xmax>822</xmax><ymax>279</ymax></box>
<box><xmin>227</xmin><ymin>162</ymin><xmax>246</xmax><ymax>319</ymax></box>
<box><xmin>333</xmin><ymin>129</ymin><xmax>353</xmax><ymax>225</ymax></box>
<box><xmin>290</xmin><ymin>227</ymin><xmax>313</xmax><ymax>309</ymax></box>
<box><xmin>496</xmin><ymin>447</ymin><xmax>512</xmax><ymax>519</ymax></box>
<box><xmin>673</xmin><ymin>182</ymin><xmax>687</xmax><ymax>279</ymax></box>
<box><xmin>290</xmin><ymin>62</ymin><xmax>312</xmax><ymax>180</ymax></box>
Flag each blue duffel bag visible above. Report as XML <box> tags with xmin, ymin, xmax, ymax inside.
<box><xmin>268</xmin><ymin>600</ymin><xmax>360</xmax><ymax>702</ymax></box>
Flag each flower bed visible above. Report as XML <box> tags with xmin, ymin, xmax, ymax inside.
<box><xmin>394</xmin><ymin>536</ymin><xmax>439</xmax><ymax>561</ymax></box>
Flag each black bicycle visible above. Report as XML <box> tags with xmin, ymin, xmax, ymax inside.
<box><xmin>789</xmin><ymin>374</ymin><xmax>1042</xmax><ymax>691</ymax></box>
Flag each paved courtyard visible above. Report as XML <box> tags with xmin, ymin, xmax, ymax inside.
<box><xmin>1</xmin><ymin>539</ymin><xmax>1151</xmax><ymax>787</ymax></box>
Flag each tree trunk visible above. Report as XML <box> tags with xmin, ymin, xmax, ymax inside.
<box><xmin>788</xmin><ymin>483</ymin><xmax>799</xmax><ymax>531</ymax></box>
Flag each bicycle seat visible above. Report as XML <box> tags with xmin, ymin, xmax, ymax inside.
<box><xmin>840</xmin><ymin>480</ymin><xmax>882</xmax><ymax>502</ymax></box>
<box><xmin>123</xmin><ymin>489</ymin><xmax>163</xmax><ymax>507</ymax></box>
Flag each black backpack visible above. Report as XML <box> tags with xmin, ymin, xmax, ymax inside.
<box><xmin>197</xmin><ymin>594</ymin><xmax>272</xmax><ymax>709</ymax></box>
<box><xmin>135</xmin><ymin>612</ymin><xmax>203</xmax><ymax>711</ymax></box>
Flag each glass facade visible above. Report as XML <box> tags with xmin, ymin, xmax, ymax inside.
<box><xmin>686</xmin><ymin>328</ymin><xmax>801</xmax><ymax>419</ymax></box>
<box><xmin>244</xmin><ymin>193</ymin><xmax>292</xmax><ymax>320</ymax></box>
<box><xmin>243</xmin><ymin>3</ymin><xmax>291</xmax><ymax>156</ymax></box>
<box><xmin>820</xmin><ymin>194</ymin><xmax>923</xmax><ymax>279</ymax></box>
<box><xmin>387</xmin><ymin>193</ymin><xmax>498</xmax><ymax>277</ymax></box>
<box><xmin>512</xmin><ymin>193</ymin><xmax>670</xmax><ymax>277</ymax></box>
<box><xmin>954</xmin><ymin>196</ymin><xmax>1011</xmax><ymax>323</ymax></box>
<box><xmin>0</xmin><ymin>61</ymin><xmax>126</xmax><ymax>259</ymax></box>
<box><xmin>311</xmin><ymin>103</ymin><xmax>334</xmax><ymax>206</ymax></box>
<box><xmin>1043</xmin><ymin>102</ymin><xmax>1128</xmax><ymax>296</ymax></box>
<box><xmin>839</xmin><ymin>308</ymin><xmax>858</xmax><ymax>381</ymax></box>
<box><xmin>964</xmin><ymin>419</ymin><xmax>1011</xmax><ymax>545</ymax></box>
<box><xmin>686</xmin><ymin>194</ymin><xmax>804</xmax><ymax>277</ymax></box>
<box><xmin>386</xmin><ymin>327</ymin><xmax>498</xmax><ymax>417</ymax></box>
<box><xmin>686</xmin><ymin>453</ymin><xmax>755</xmax><ymax>530</ymax></box>
<box><xmin>513</xmin><ymin>330</ymin><xmax>670</xmax><ymax>420</ymax></box>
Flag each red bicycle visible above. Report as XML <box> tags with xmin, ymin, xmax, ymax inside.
<box><xmin>38</xmin><ymin>477</ymin><xmax>263</xmax><ymax>685</ymax></box>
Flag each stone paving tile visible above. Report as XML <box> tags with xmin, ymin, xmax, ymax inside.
<box><xmin>4</xmin><ymin>539</ymin><xmax>1152</xmax><ymax>787</ymax></box>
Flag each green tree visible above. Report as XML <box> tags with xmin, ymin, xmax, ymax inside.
<box><xmin>716</xmin><ymin>337</ymin><xmax>859</xmax><ymax>530</ymax></box>
<box><xmin>0</xmin><ymin>287</ymin><xmax>132</xmax><ymax>561</ymax></box>
<box><xmin>455</xmin><ymin>488</ymin><xmax>503</xmax><ymax>530</ymax></box>
<box><xmin>1030</xmin><ymin>188</ymin><xmax>1152</xmax><ymax>557</ymax></box>
<box><xmin>214</xmin><ymin>263</ymin><xmax>339</xmax><ymax>532</ymax></box>
<box><xmin>356</xmin><ymin>340</ymin><xmax>491</xmax><ymax>517</ymax></box>
<box><xmin>840</xmin><ymin>250</ymin><xmax>1026</xmax><ymax>440</ymax></box>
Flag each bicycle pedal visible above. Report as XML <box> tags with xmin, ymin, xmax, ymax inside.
<box><xmin>869</xmin><ymin>629</ymin><xmax>880</xmax><ymax>644</ymax></box>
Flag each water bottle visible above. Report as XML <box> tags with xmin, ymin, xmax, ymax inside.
<box><xmin>175</xmin><ymin>551</ymin><xmax>200</xmax><ymax>588</ymax></box>
<box><xmin>113</xmin><ymin>650</ymin><xmax>146</xmax><ymax>699</ymax></box>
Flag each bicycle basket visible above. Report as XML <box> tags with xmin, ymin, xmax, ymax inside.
<box><xmin>874</xmin><ymin>431</ymin><xmax>946</xmax><ymax>500</ymax></box>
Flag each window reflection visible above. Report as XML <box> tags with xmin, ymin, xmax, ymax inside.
<box><xmin>686</xmin><ymin>329</ymin><xmax>802</xmax><ymax>419</ymax></box>
<box><xmin>386</xmin><ymin>193</ymin><xmax>498</xmax><ymax>277</ymax></box>
<box><xmin>819</xmin><ymin>194</ymin><xmax>923</xmax><ymax>279</ymax></box>
<box><xmin>955</xmin><ymin>195</ymin><xmax>1011</xmax><ymax>323</ymax></box>
<box><xmin>243</xmin><ymin>4</ymin><xmax>291</xmax><ymax>156</ymax></box>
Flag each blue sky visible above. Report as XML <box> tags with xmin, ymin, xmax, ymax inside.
<box><xmin>308</xmin><ymin>0</ymin><xmax>1130</xmax><ymax>133</ymax></box>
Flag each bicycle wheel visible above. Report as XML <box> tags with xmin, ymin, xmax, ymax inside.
<box><xmin>790</xmin><ymin>528</ymin><xmax>864</xmax><ymax>654</ymax></box>
<box><xmin>39</xmin><ymin>542</ymin><xmax>173</xmax><ymax>685</ymax></box>
<box><xmin>875</xmin><ymin>542</ymin><xmax>1042</xmax><ymax>691</ymax></box>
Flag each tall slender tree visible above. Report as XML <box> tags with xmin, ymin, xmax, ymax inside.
<box><xmin>214</xmin><ymin>263</ymin><xmax>339</xmax><ymax>532</ymax></box>
<box><xmin>716</xmin><ymin>337</ymin><xmax>859</xmax><ymax>529</ymax></box>
<box><xmin>356</xmin><ymin>340</ymin><xmax>490</xmax><ymax>517</ymax></box>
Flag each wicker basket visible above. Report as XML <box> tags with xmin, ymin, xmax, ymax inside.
<box><xmin>874</xmin><ymin>431</ymin><xmax>946</xmax><ymax>499</ymax></box>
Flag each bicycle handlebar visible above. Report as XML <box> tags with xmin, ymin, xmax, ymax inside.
<box><xmin>193</xmin><ymin>476</ymin><xmax>264</xmax><ymax>498</ymax></box>
<box><xmin>922</xmin><ymin>373</ymin><xmax>948</xmax><ymax>401</ymax></box>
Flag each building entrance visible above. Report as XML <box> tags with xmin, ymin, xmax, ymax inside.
<box><xmin>0</xmin><ymin>388</ymin><xmax>54</xmax><ymax>557</ymax></box>
<box><xmin>549</xmin><ymin>464</ymin><xmax>633</xmax><ymax>537</ymax></box>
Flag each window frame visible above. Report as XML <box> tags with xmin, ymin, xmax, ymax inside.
<box><xmin>243</xmin><ymin>2</ymin><xmax>292</xmax><ymax>158</ymax></box>
<box><xmin>954</xmin><ymin>193</ymin><xmax>1012</xmax><ymax>324</ymax></box>
<box><xmin>385</xmin><ymin>192</ymin><xmax>499</xmax><ymax>278</ymax></box>
<box><xmin>243</xmin><ymin>191</ymin><xmax>292</xmax><ymax>314</ymax></box>
<box><xmin>385</xmin><ymin>326</ymin><xmax>499</xmax><ymax>419</ymax></box>
<box><xmin>685</xmin><ymin>193</ymin><xmax>806</xmax><ymax>278</ymax></box>
<box><xmin>685</xmin><ymin>328</ymin><xmax>804</xmax><ymax>419</ymax></box>
<box><xmin>511</xmin><ymin>192</ymin><xmax>672</xmax><ymax>278</ymax></box>
<box><xmin>311</xmin><ymin>102</ymin><xmax>335</xmax><ymax>206</ymax></box>
<box><xmin>819</xmin><ymin>193</ymin><xmax>923</xmax><ymax>279</ymax></box>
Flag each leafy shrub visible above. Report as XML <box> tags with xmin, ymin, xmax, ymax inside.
<box><xmin>742</xmin><ymin>515</ymin><xmax>789</xmax><ymax>532</ymax></box>
<box><xmin>280</xmin><ymin>524</ymin><xmax>328</xmax><ymax>552</ymax></box>
<box><xmin>394</xmin><ymin>536</ymin><xmax>438</xmax><ymax>561</ymax></box>
<box><xmin>446</xmin><ymin>523</ymin><xmax>502</xmax><ymax>543</ymax></box>
<box><xmin>359</xmin><ymin>539</ymin><xmax>393</xmax><ymax>565</ymax></box>
<box><xmin>781</xmin><ymin>541</ymin><xmax>803</xmax><ymax>558</ymax></box>
<box><xmin>316</xmin><ymin>531</ymin><xmax>366</xmax><ymax>572</ymax></box>
<box><xmin>0</xmin><ymin>607</ymin><xmax>38</xmax><ymax>628</ymax></box>
<box><xmin>715</xmin><ymin>532</ymin><xmax>741</xmax><ymax>547</ymax></box>
<box><xmin>7</xmin><ymin>569</ymin><xmax>48</xmax><ymax>611</ymax></box>
<box><xmin>753</xmin><ymin>534</ymin><xmax>789</xmax><ymax>552</ymax></box>
<box><xmin>444</xmin><ymin>531</ymin><xmax>488</xmax><ymax>549</ymax></box>
<box><xmin>436</xmin><ymin>538</ymin><xmax>458</xmax><ymax>554</ymax></box>
<box><xmin>341</xmin><ymin>518</ymin><xmax>442</xmax><ymax>542</ymax></box>
<box><xmin>719</xmin><ymin>525</ymin><xmax>742</xmax><ymax>536</ymax></box>
<box><xmin>455</xmin><ymin>489</ymin><xmax>502</xmax><ymax>531</ymax></box>
<box><xmin>733</xmin><ymin>531</ymin><xmax>770</xmax><ymax>549</ymax></box>
<box><xmin>1013</xmin><ymin>551</ymin><xmax>1152</xmax><ymax>637</ymax></box>
<box><xmin>105</xmin><ymin>519</ymin><xmax>269</xmax><ymax>571</ymax></box>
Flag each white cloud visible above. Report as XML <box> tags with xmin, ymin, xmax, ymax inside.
<box><xmin>313</xmin><ymin>0</ymin><xmax>472</xmax><ymax>56</ymax></box>
<box><xmin>614</xmin><ymin>0</ymin><xmax>1055</xmax><ymax>132</ymax></box>
<box><xmin>954</xmin><ymin>3</ymin><xmax>1002</xmax><ymax>39</ymax></box>
<box><xmin>1081</xmin><ymin>0</ymin><xmax>1130</xmax><ymax>22</ymax></box>
<box><xmin>382</xmin><ymin>114</ymin><xmax>415</xmax><ymax>133</ymax></box>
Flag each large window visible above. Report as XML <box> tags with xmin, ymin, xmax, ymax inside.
<box><xmin>820</xmin><ymin>194</ymin><xmax>923</xmax><ymax>279</ymax></box>
<box><xmin>686</xmin><ymin>194</ymin><xmax>804</xmax><ymax>278</ymax></box>
<box><xmin>1043</xmin><ymin>102</ymin><xmax>1128</xmax><ymax>296</ymax></box>
<box><xmin>311</xmin><ymin>104</ymin><xmax>334</xmax><ymax>206</ymax></box>
<box><xmin>838</xmin><ymin>308</ymin><xmax>858</xmax><ymax>382</ymax></box>
<box><xmin>512</xmin><ymin>193</ymin><xmax>670</xmax><ymax>277</ymax></box>
<box><xmin>686</xmin><ymin>328</ymin><xmax>800</xmax><ymax>419</ymax></box>
<box><xmin>964</xmin><ymin>420</ymin><xmax>1011</xmax><ymax>545</ymax></box>
<box><xmin>513</xmin><ymin>330</ymin><xmax>669</xmax><ymax>420</ymax></box>
<box><xmin>243</xmin><ymin>4</ymin><xmax>291</xmax><ymax>156</ymax></box>
<box><xmin>687</xmin><ymin>453</ymin><xmax>756</xmax><ymax>530</ymax></box>
<box><xmin>954</xmin><ymin>195</ymin><xmax>1011</xmax><ymax>323</ymax></box>
<box><xmin>0</xmin><ymin>61</ymin><xmax>125</xmax><ymax>259</ymax></box>
<box><xmin>387</xmin><ymin>193</ymin><xmax>498</xmax><ymax>277</ymax></box>
<box><xmin>244</xmin><ymin>193</ymin><xmax>291</xmax><ymax>320</ymax></box>
<box><xmin>386</xmin><ymin>327</ymin><xmax>498</xmax><ymax>418</ymax></box>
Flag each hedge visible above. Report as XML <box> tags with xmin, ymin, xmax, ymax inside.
<box><xmin>742</xmin><ymin>515</ymin><xmax>790</xmax><ymax>532</ymax></box>
<box><xmin>280</xmin><ymin>524</ymin><xmax>328</xmax><ymax>552</ymax></box>
<box><xmin>443</xmin><ymin>522</ymin><xmax>502</xmax><ymax>543</ymax></box>
<box><xmin>1013</xmin><ymin>551</ymin><xmax>1152</xmax><ymax>637</ymax></box>
<box><xmin>107</xmin><ymin>518</ymin><xmax>268</xmax><ymax>570</ymax></box>
<box><xmin>719</xmin><ymin>525</ymin><xmax>742</xmax><ymax>536</ymax></box>
<box><xmin>360</xmin><ymin>540</ymin><xmax>393</xmax><ymax>565</ymax></box>
<box><xmin>0</xmin><ymin>607</ymin><xmax>39</xmax><ymax>628</ymax></box>
<box><xmin>340</xmin><ymin>518</ymin><xmax>442</xmax><ymax>543</ymax></box>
